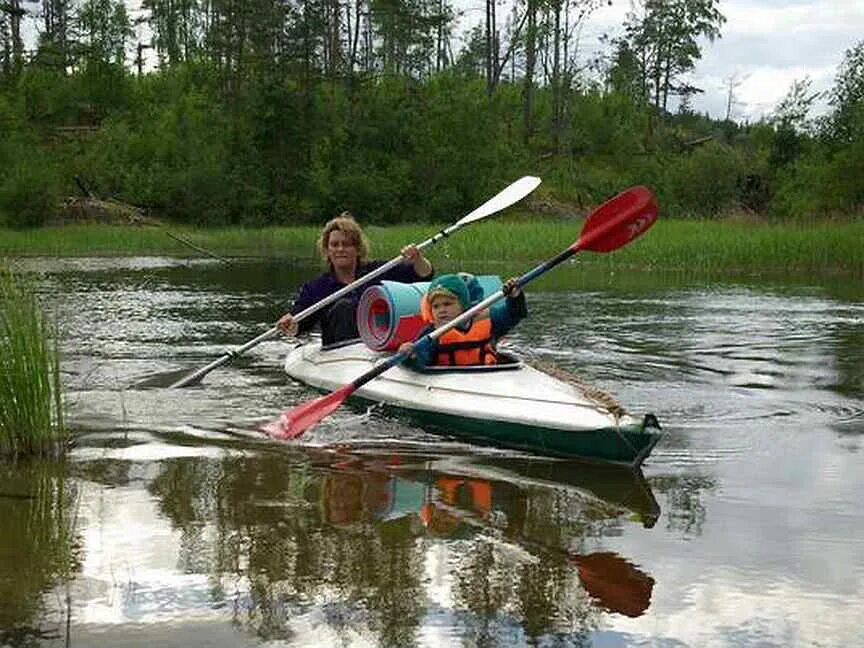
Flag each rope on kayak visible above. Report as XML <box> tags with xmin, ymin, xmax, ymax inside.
<box><xmin>527</xmin><ymin>359</ymin><xmax>628</xmax><ymax>420</ymax></box>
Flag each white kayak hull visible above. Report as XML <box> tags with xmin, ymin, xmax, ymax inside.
<box><xmin>283</xmin><ymin>341</ymin><xmax>661</xmax><ymax>466</ymax></box>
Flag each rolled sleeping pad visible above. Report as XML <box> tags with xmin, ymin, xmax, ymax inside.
<box><xmin>357</xmin><ymin>275</ymin><xmax>503</xmax><ymax>351</ymax></box>
<box><xmin>358</xmin><ymin>280</ymin><xmax>430</xmax><ymax>351</ymax></box>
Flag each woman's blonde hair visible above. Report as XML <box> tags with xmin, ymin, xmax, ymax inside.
<box><xmin>317</xmin><ymin>212</ymin><xmax>370</xmax><ymax>267</ymax></box>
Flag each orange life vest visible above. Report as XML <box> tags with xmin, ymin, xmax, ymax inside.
<box><xmin>436</xmin><ymin>477</ymin><xmax>493</xmax><ymax>514</ymax></box>
<box><xmin>434</xmin><ymin>317</ymin><xmax>499</xmax><ymax>366</ymax></box>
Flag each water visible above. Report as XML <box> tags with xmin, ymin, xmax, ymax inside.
<box><xmin>2</xmin><ymin>257</ymin><xmax>863</xmax><ymax>647</ymax></box>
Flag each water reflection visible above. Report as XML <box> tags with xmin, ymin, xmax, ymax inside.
<box><xmin>6</xmin><ymin>256</ymin><xmax>863</xmax><ymax>646</ymax></box>
<box><xmin>0</xmin><ymin>461</ymin><xmax>81</xmax><ymax>646</ymax></box>
<box><xmin>33</xmin><ymin>446</ymin><xmax>660</xmax><ymax>646</ymax></box>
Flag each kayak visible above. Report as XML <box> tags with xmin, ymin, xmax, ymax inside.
<box><xmin>283</xmin><ymin>340</ymin><xmax>662</xmax><ymax>467</ymax></box>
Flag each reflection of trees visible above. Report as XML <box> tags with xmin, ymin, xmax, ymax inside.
<box><xmin>146</xmin><ymin>455</ymin><xmax>425</xmax><ymax>645</ymax></box>
<box><xmin>71</xmin><ymin>457</ymin><xmax>131</xmax><ymax>488</ymax></box>
<box><xmin>453</xmin><ymin>542</ymin><xmax>596</xmax><ymax>647</ymax></box>
<box><xmin>828</xmin><ymin>322</ymin><xmax>864</xmax><ymax>401</ymax></box>
<box><xmin>138</xmin><ymin>452</ymin><xmax>658</xmax><ymax>646</ymax></box>
<box><xmin>0</xmin><ymin>460</ymin><xmax>81</xmax><ymax>645</ymax></box>
<box><xmin>518</xmin><ymin>560</ymin><xmax>594</xmax><ymax>648</ymax></box>
<box><xmin>650</xmin><ymin>474</ymin><xmax>716</xmax><ymax>537</ymax></box>
<box><xmin>445</xmin><ymin>484</ymin><xmax>609</xmax><ymax>646</ymax></box>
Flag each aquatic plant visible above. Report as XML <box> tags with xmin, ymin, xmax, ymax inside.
<box><xmin>0</xmin><ymin>266</ymin><xmax>67</xmax><ymax>457</ymax></box>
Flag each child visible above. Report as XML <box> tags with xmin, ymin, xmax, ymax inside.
<box><xmin>398</xmin><ymin>273</ymin><xmax>526</xmax><ymax>367</ymax></box>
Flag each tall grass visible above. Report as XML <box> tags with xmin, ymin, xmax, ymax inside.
<box><xmin>0</xmin><ymin>218</ymin><xmax>862</xmax><ymax>276</ymax></box>
<box><xmin>0</xmin><ymin>266</ymin><xmax>67</xmax><ymax>457</ymax></box>
<box><xmin>378</xmin><ymin>219</ymin><xmax>864</xmax><ymax>277</ymax></box>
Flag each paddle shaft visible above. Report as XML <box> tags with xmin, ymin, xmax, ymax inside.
<box><xmin>331</xmin><ymin>187</ymin><xmax>656</xmax><ymax>397</ymax></box>
<box><xmin>340</xmin><ymin>248</ymin><xmax>578</xmax><ymax>394</ymax></box>
<box><xmin>170</xmin><ymin>176</ymin><xmax>542</xmax><ymax>388</ymax></box>
<box><xmin>170</xmin><ymin>235</ymin><xmax>439</xmax><ymax>388</ymax></box>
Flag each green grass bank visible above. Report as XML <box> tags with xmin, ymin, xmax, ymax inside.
<box><xmin>2</xmin><ymin>219</ymin><xmax>862</xmax><ymax>276</ymax></box>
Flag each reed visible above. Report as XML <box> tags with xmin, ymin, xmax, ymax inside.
<box><xmin>382</xmin><ymin>219</ymin><xmax>864</xmax><ymax>277</ymax></box>
<box><xmin>0</xmin><ymin>266</ymin><xmax>67</xmax><ymax>458</ymax></box>
<box><xmin>1</xmin><ymin>218</ymin><xmax>862</xmax><ymax>276</ymax></box>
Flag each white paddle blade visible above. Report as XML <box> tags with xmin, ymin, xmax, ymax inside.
<box><xmin>457</xmin><ymin>176</ymin><xmax>541</xmax><ymax>226</ymax></box>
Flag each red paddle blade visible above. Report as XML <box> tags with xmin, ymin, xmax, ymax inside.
<box><xmin>577</xmin><ymin>186</ymin><xmax>659</xmax><ymax>253</ymax></box>
<box><xmin>261</xmin><ymin>384</ymin><xmax>355</xmax><ymax>440</ymax></box>
<box><xmin>571</xmin><ymin>552</ymin><xmax>655</xmax><ymax>617</ymax></box>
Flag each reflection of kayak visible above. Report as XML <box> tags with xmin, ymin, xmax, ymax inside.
<box><xmin>315</xmin><ymin>451</ymin><xmax>657</xmax><ymax>617</ymax></box>
<box><xmin>284</xmin><ymin>340</ymin><xmax>662</xmax><ymax>466</ymax></box>
<box><xmin>427</xmin><ymin>454</ymin><xmax>661</xmax><ymax>528</ymax></box>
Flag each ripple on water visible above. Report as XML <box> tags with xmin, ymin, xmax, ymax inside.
<box><xmin>72</xmin><ymin>439</ymin><xmax>232</xmax><ymax>462</ymax></box>
<box><xmin>9</xmin><ymin>259</ymin><xmax>864</xmax><ymax>648</ymax></box>
<box><xmin>14</xmin><ymin>256</ymin><xmax>218</xmax><ymax>273</ymax></box>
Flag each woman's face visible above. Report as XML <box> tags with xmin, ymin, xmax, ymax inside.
<box><xmin>326</xmin><ymin>230</ymin><xmax>358</xmax><ymax>271</ymax></box>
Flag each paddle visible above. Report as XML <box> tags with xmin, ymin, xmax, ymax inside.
<box><xmin>168</xmin><ymin>176</ymin><xmax>542</xmax><ymax>388</ymax></box>
<box><xmin>571</xmin><ymin>552</ymin><xmax>654</xmax><ymax>618</ymax></box>
<box><xmin>419</xmin><ymin>485</ymin><xmax>654</xmax><ymax>617</ymax></box>
<box><xmin>263</xmin><ymin>185</ymin><xmax>659</xmax><ymax>439</ymax></box>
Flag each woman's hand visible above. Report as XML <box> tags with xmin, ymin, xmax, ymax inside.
<box><xmin>502</xmin><ymin>277</ymin><xmax>522</xmax><ymax>298</ymax></box>
<box><xmin>398</xmin><ymin>341</ymin><xmax>416</xmax><ymax>357</ymax></box>
<box><xmin>401</xmin><ymin>244</ymin><xmax>433</xmax><ymax>277</ymax></box>
<box><xmin>277</xmin><ymin>313</ymin><xmax>299</xmax><ymax>337</ymax></box>
<box><xmin>401</xmin><ymin>244</ymin><xmax>420</xmax><ymax>262</ymax></box>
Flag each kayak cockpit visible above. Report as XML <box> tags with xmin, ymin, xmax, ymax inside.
<box><xmin>411</xmin><ymin>351</ymin><xmax>523</xmax><ymax>374</ymax></box>
<box><xmin>319</xmin><ymin>336</ymin><xmax>523</xmax><ymax>374</ymax></box>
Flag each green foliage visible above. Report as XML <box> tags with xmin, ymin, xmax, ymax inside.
<box><xmin>825</xmin><ymin>39</ymin><xmax>864</xmax><ymax>143</ymax></box>
<box><xmin>17</xmin><ymin>67</ymin><xmax>80</xmax><ymax>124</ymax></box>
<box><xmin>78</xmin><ymin>86</ymin><xmax>237</xmax><ymax>222</ymax></box>
<box><xmin>0</xmin><ymin>267</ymin><xmax>67</xmax><ymax>458</ymax></box>
<box><xmin>771</xmin><ymin>41</ymin><xmax>864</xmax><ymax>217</ymax></box>
<box><xmin>78</xmin><ymin>0</ymin><xmax>134</xmax><ymax>66</ymax></box>
<box><xmin>0</xmin><ymin>160</ymin><xmax>61</xmax><ymax>228</ymax></box>
<box><xmin>0</xmin><ymin>121</ymin><xmax>61</xmax><ymax>228</ymax></box>
<box><xmin>16</xmin><ymin>63</ymin><xmax>132</xmax><ymax>126</ymax></box>
<box><xmin>770</xmin><ymin>77</ymin><xmax>819</xmax><ymax>135</ymax></box>
<box><xmin>0</xmin><ymin>2</ymin><xmax>861</xmax><ymax>227</ymax></box>
<box><xmin>618</xmin><ymin>0</ymin><xmax>726</xmax><ymax>112</ymax></box>
<box><xmin>772</xmin><ymin>129</ymin><xmax>864</xmax><ymax>218</ymax></box>
<box><xmin>770</xmin><ymin>154</ymin><xmax>834</xmax><ymax>218</ymax></box>
<box><xmin>406</xmin><ymin>75</ymin><xmax>524</xmax><ymax>218</ymax></box>
<box><xmin>568</xmin><ymin>90</ymin><xmax>650</xmax><ymax>158</ymax></box>
<box><xmin>658</xmin><ymin>142</ymin><xmax>748</xmax><ymax>217</ymax></box>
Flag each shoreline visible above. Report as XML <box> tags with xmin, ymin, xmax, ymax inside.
<box><xmin>2</xmin><ymin>219</ymin><xmax>862</xmax><ymax>277</ymax></box>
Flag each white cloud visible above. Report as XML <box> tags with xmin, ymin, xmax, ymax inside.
<box><xmin>568</xmin><ymin>0</ymin><xmax>864</xmax><ymax>121</ymax></box>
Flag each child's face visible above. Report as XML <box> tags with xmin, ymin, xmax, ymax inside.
<box><xmin>430</xmin><ymin>294</ymin><xmax>464</xmax><ymax>326</ymax></box>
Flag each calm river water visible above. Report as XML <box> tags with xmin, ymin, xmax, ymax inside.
<box><xmin>2</xmin><ymin>257</ymin><xmax>863</xmax><ymax>647</ymax></box>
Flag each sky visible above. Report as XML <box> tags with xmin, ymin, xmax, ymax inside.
<box><xmin>525</xmin><ymin>0</ymin><xmax>864</xmax><ymax>122</ymax></box>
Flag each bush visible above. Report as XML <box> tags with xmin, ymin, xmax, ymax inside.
<box><xmin>660</xmin><ymin>142</ymin><xmax>748</xmax><ymax>217</ymax></box>
<box><xmin>0</xmin><ymin>151</ymin><xmax>61</xmax><ymax>228</ymax></box>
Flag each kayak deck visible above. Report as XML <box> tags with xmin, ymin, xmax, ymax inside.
<box><xmin>283</xmin><ymin>341</ymin><xmax>661</xmax><ymax>466</ymax></box>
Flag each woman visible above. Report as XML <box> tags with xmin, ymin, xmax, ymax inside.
<box><xmin>278</xmin><ymin>212</ymin><xmax>434</xmax><ymax>346</ymax></box>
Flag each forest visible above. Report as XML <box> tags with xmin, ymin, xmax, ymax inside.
<box><xmin>1</xmin><ymin>0</ymin><xmax>862</xmax><ymax>227</ymax></box>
